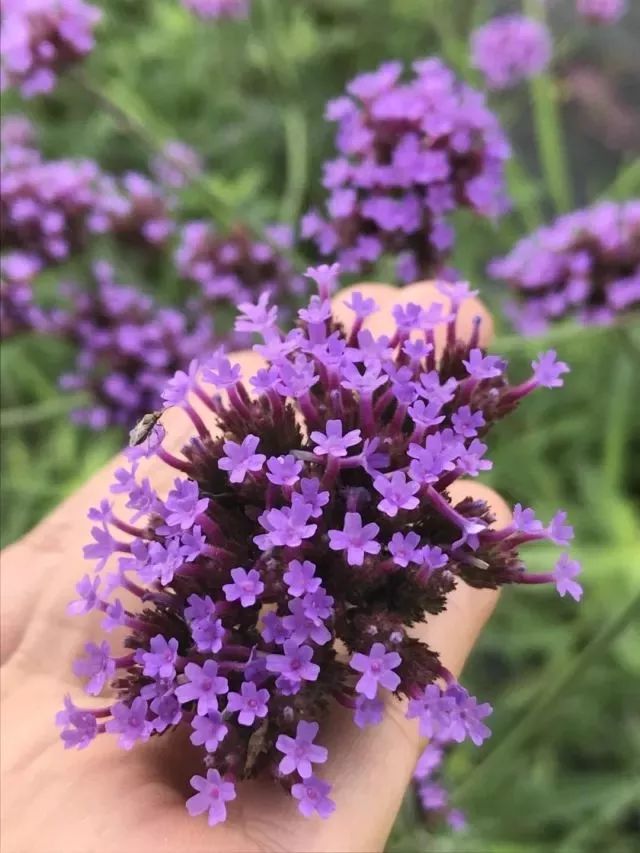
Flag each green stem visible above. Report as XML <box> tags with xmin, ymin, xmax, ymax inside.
<box><xmin>457</xmin><ymin>587</ymin><xmax>640</xmax><ymax>801</ymax></box>
<box><xmin>602</xmin><ymin>346</ymin><xmax>634</xmax><ymax>493</ymax></box>
<box><xmin>600</xmin><ymin>157</ymin><xmax>640</xmax><ymax>200</ymax></box>
<box><xmin>524</xmin><ymin>0</ymin><xmax>573</xmax><ymax>214</ymax></box>
<box><xmin>279</xmin><ymin>105</ymin><xmax>308</xmax><ymax>226</ymax></box>
<box><xmin>1</xmin><ymin>393</ymin><xmax>90</xmax><ymax>429</ymax></box>
<box><xmin>491</xmin><ymin>316</ymin><xmax>631</xmax><ymax>354</ymax></box>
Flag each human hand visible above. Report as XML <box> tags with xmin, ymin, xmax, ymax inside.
<box><xmin>0</xmin><ymin>280</ymin><xmax>510</xmax><ymax>853</ymax></box>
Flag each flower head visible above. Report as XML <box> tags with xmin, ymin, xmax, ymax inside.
<box><xmin>304</xmin><ymin>58</ymin><xmax>510</xmax><ymax>280</ymax></box>
<box><xmin>58</xmin><ymin>268</ymin><xmax>578</xmax><ymax>827</ymax></box>
<box><xmin>1</xmin><ymin>0</ymin><xmax>101</xmax><ymax>98</ymax></box>
<box><xmin>471</xmin><ymin>15</ymin><xmax>552</xmax><ymax>90</ymax></box>
<box><xmin>489</xmin><ymin>201</ymin><xmax>640</xmax><ymax>332</ymax></box>
<box><xmin>576</xmin><ymin>0</ymin><xmax>626</xmax><ymax>24</ymax></box>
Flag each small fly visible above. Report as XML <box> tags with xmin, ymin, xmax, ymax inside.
<box><xmin>128</xmin><ymin>410</ymin><xmax>163</xmax><ymax>447</ymax></box>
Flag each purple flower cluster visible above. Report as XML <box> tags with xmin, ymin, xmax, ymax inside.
<box><xmin>89</xmin><ymin>172</ymin><xmax>175</xmax><ymax>248</ymax></box>
<box><xmin>303</xmin><ymin>58</ymin><xmax>511</xmax><ymax>282</ymax></box>
<box><xmin>175</xmin><ymin>221</ymin><xmax>303</xmax><ymax>308</ymax></box>
<box><xmin>56</xmin><ymin>262</ymin><xmax>214</xmax><ymax>429</ymax></box>
<box><xmin>58</xmin><ymin>264</ymin><xmax>580</xmax><ymax>826</ymax></box>
<box><xmin>576</xmin><ymin>0</ymin><xmax>627</xmax><ymax>24</ymax></box>
<box><xmin>0</xmin><ymin>252</ymin><xmax>48</xmax><ymax>339</ymax></box>
<box><xmin>489</xmin><ymin>200</ymin><xmax>640</xmax><ymax>333</ymax></box>
<box><xmin>181</xmin><ymin>0</ymin><xmax>250</xmax><ymax>21</ymax></box>
<box><xmin>0</xmin><ymin>118</ymin><xmax>101</xmax><ymax>264</ymax></box>
<box><xmin>0</xmin><ymin>0</ymin><xmax>101</xmax><ymax>98</ymax></box>
<box><xmin>151</xmin><ymin>140</ymin><xmax>203</xmax><ymax>191</ymax></box>
<box><xmin>470</xmin><ymin>15</ymin><xmax>552</xmax><ymax>91</ymax></box>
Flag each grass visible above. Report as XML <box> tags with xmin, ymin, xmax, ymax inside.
<box><xmin>1</xmin><ymin>1</ymin><xmax>640</xmax><ymax>850</ymax></box>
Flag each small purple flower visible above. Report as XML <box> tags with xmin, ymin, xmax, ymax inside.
<box><xmin>105</xmin><ymin>697</ymin><xmax>153</xmax><ymax>750</ymax></box>
<box><xmin>451</xmin><ymin>406</ymin><xmax>485</xmax><ymax>439</ymax></box>
<box><xmin>553</xmin><ymin>554</ymin><xmax>583</xmax><ymax>601</ymax></box>
<box><xmin>72</xmin><ymin>641</ymin><xmax>115</xmax><ymax>696</ymax></box>
<box><xmin>266</xmin><ymin>454</ymin><xmax>303</xmax><ymax>486</ymax></box>
<box><xmin>462</xmin><ymin>349</ymin><xmax>506</xmax><ymax>380</ymax></box>
<box><xmin>350</xmin><ymin>642</ymin><xmax>401</xmax><ymax>699</ymax></box>
<box><xmin>513</xmin><ymin>503</ymin><xmax>544</xmax><ymax>534</ymax></box>
<box><xmin>175</xmin><ymin>661</ymin><xmax>229</xmax><ymax>715</ymax></box>
<box><xmin>190</xmin><ymin>711</ymin><xmax>229</xmax><ymax>752</ymax></box>
<box><xmin>283</xmin><ymin>559</ymin><xmax>321</xmax><ymax>597</ymax></box>
<box><xmin>420</xmin><ymin>545</ymin><xmax>449</xmax><ymax>574</ymax></box>
<box><xmin>373</xmin><ymin>471</ymin><xmax>420</xmax><ymax>517</ymax></box>
<box><xmin>67</xmin><ymin>574</ymin><xmax>101</xmax><ymax>615</ymax></box>
<box><xmin>163</xmin><ymin>478</ymin><xmax>209</xmax><ymax>530</ymax></box>
<box><xmin>419</xmin><ymin>781</ymin><xmax>448</xmax><ymax>811</ymax></box>
<box><xmin>226</xmin><ymin>681</ymin><xmax>270</xmax><ymax>726</ymax></box>
<box><xmin>291</xmin><ymin>776</ymin><xmax>336</xmax><ymax>819</ymax></box>
<box><xmin>222</xmin><ymin>567</ymin><xmax>265</xmax><ymax>607</ymax></box>
<box><xmin>328</xmin><ymin>512</ymin><xmax>381</xmax><ymax>566</ymax></box>
<box><xmin>218</xmin><ymin>434</ymin><xmax>266</xmax><ymax>483</ymax></box>
<box><xmin>310</xmin><ymin>419</ymin><xmax>362</xmax><ymax>458</ymax></box>
<box><xmin>547</xmin><ymin>511</ymin><xmax>574</xmax><ymax>546</ymax></box>
<box><xmin>186</xmin><ymin>770</ymin><xmax>236</xmax><ymax>827</ymax></box>
<box><xmin>56</xmin><ymin>695</ymin><xmax>98</xmax><ymax>750</ymax></box>
<box><xmin>150</xmin><ymin>691</ymin><xmax>182</xmax><ymax>733</ymax></box>
<box><xmin>532</xmin><ymin>351</ymin><xmax>570</xmax><ymax>389</ymax></box>
<box><xmin>414</xmin><ymin>743</ymin><xmax>444</xmax><ymax>780</ymax></box>
<box><xmin>255</xmin><ymin>497</ymin><xmax>317</xmax><ymax>550</ymax></box>
<box><xmin>299</xmin><ymin>478</ymin><xmax>330</xmax><ymax>518</ymax></box>
<box><xmin>354</xmin><ymin>695</ymin><xmax>384</xmax><ymax>729</ymax></box>
<box><xmin>406</xmin><ymin>684</ymin><xmax>456</xmax><ymax>739</ymax></box>
<box><xmin>83</xmin><ymin>525</ymin><xmax>118</xmax><ymax>572</ymax></box>
<box><xmin>266</xmin><ymin>641</ymin><xmax>320</xmax><ymax>687</ymax></box>
<box><xmin>343</xmin><ymin>290</ymin><xmax>379</xmax><ymax>320</ymax></box>
<box><xmin>388</xmin><ymin>531</ymin><xmax>423</xmax><ymax>567</ymax></box>
<box><xmin>471</xmin><ymin>15</ymin><xmax>552</xmax><ymax>90</ymax></box>
<box><xmin>101</xmin><ymin>599</ymin><xmax>126</xmax><ymax>632</ymax></box>
<box><xmin>445</xmin><ymin>685</ymin><xmax>493</xmax><ymax>746</ymax></box>
<box><xmin>140</xmin><ymin>635</ymin><xmax>179</xmax><ymax>680</ymax></box>
<box><xmin>276</xmin><ymin>720</ymin><xmax>328</xmax><ymax>779</ymax></box>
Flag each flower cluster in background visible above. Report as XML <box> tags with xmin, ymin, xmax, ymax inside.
<box><xmin>303</xmin><ymin>58</ymin><xmax>511</xmax><ymax>282</ymax></box>
<box><xmin>181</xmin><ymin>0</ymin><xmax>250</xmax><ymax>21</ymax></box>
<box><xmin>489</xmin><ymin>200</ymin><xmax>640</xmax><ymax>333</ymax></box>
<box><xmin>56</xmin><ymin>262</ymin><xmax>215</xmax><ymax>429</ymax></box>
<box><xmin>0</xmin><ymin>251</ymin><xmax>47</xmax><ymax>339</ymax></box>
<box><xmin>58</xmin><ymin>266</ymin><xmax>580</xmax><ymax>827</ymax></box>
<box><xmin>151</xmin><ymin>140</ymin><xmax>203</xmax><ymax>191</ymax></box>
<box><xmin>576</xmin><ymin>0</ymin><xmax>627</xmax><ymax>25</ymax></box>
<box><xmin>470</xmin><ymin>15</ymin><xmax>552</xmax><ymax>90</ymax></box>
<box><xmin>0</xmin><ymin>0</ymin><xmax>102</xmax><ymax>97</ymax></box>
<box><xmin>176</xmin><ymin>220</ymin><xmax>303</xmax><ymax>309</ymax></box>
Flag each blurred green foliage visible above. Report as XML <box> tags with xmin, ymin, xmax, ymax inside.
<box><xmin>1</xmin><ymin>1</ymin><xmax>639</xmax><ymax>850</ymax></box>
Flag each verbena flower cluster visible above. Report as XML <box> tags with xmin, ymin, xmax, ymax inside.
<box><xmin>489</xmin><ymin>200</ymin><xmax>640</xmax><ymax>333</ymax></box>
<box><xmin>576</xmin><ymin>0</ymin><xmax>627</xmax><ymax>24</ymax></box>
<box><xmin>89</xmin><ymin>172</ymin><xmax>175</xmax><ymax>248</ymax></box>
<box><xmin>0</xmin><ymin>252</ymin><xmax>47</xmax><ymax>339</ymax></box>
<box><xmin>0</xmin><ymin>118</ymin><xmax>101</xmax><ymax>264</ymax></box>
<box><xmin>0</xmin><ymin>0</ymin><xmax>101</xmax><ymax>98</ymax></box>
<box><xmin>151</xmin><ymin>140</ymin><xmax>203</xmax><ymax>191</ymax></box>
<box><xmin>176</xmin><ymin>221</ymin><xmax>303</xmax><ymax>309</ymax></box>
<box><xmin>181</xmin><ymin>0</ymin><xmax>250</xmax><ymax>21</ymax></box>
<box><xmin>56</xmin><ymin>262</ymin><xmax>214</xmax><ymax>429</ymax></box>
<box><xmin>470</xmin><ymin>15</ymin><xmax>552</xmax><ymax>90</ymax></box>
<box><xmin>303</xmin><ymin>59</ymin><xmax>511</xmax><ymax>282</ymax></box>
<box><xmin>58</xmin><ymin>265</ymin><xmax>581</xmax><ymax>827</ymax></box>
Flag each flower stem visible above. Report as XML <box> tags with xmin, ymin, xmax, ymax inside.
<box><xmin>456</xmin><ymin>587</ymin><xmax>640</xmax><ymax>800</ymax></box>
<box><xmin>524</xmin><ymin>0</ymin><xmax>573</xmax><ymax>214</ymax></box>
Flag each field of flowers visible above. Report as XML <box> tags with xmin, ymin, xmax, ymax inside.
<box><xmin>1</xmin><ymin>1</ymin><xmax>639</xmax><ymax>850</ymax></box>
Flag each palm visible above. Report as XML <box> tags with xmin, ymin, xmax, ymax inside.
<box><xmin>1</xmin><ymin>283</ymin><xmax>508</xmax><ymax>853</ymax></box>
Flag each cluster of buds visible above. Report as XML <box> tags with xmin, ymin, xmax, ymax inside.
<box><xmin>56</xmin><ymin>262</ymin><xmax>214</xmax><ymax>429</ymax></box>
<box><xmin>303</xmin><ymin>59</ymin><xmax>511</xmax><ymax>282</ymax></box>
<box><xmin>489</xmin><ymin>200</ymin><xmax>640</xmax><ymax>333</ymax></box>
<box><xmin>58</xmin><ymin>265</ymin><xmax>581</xmax><ymax>827</ymax></box>
<box><xmin>0</xmin><ymin>0</ymin><xmax>101</xmax><ymax>98</ymax></box>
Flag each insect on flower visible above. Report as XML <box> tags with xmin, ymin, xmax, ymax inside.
<box><xmin>128</xmin><ymin>411</ymin><xmax>163</xmax><ymax>447</ymax></box>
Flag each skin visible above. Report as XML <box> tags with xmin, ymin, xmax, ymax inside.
<box><xmin>0</xmin><ymin>281</ymin><xmax>511</xmax><ymax>853</ymax></box>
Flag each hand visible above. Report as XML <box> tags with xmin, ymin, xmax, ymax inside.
<box><xmin>1</xmin><ymin>281</ymin><xmax>510</xmax><ymax>853</ymax></box>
